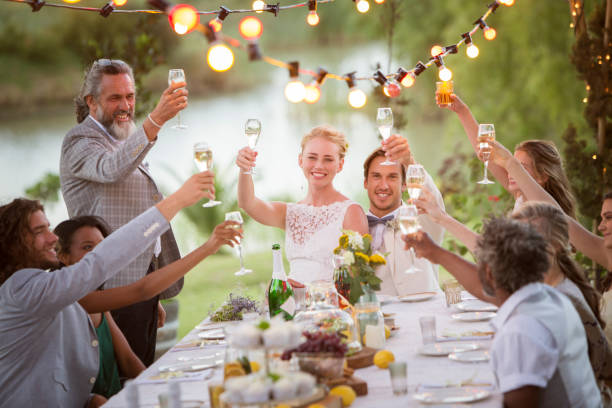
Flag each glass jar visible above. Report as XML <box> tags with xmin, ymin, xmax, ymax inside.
<box><xmin>293</xmin><ymin>280</ymin><xmax>362</xmax><ymax>353</ymax></box>
<box><xmin>355</xmin><ymin>300</ymin><xmax>385</xmax><ymax>349</ymax></box>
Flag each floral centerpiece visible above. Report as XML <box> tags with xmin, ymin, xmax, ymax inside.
<box><xmin>209</xmin><ymin>293</ymin><xmax>260</xmax><ymax>322</ymax></box>
<box><xmin>333</xmin><ymin>230</ymin><xmax>386</xmax><ymax>305</ymax></box>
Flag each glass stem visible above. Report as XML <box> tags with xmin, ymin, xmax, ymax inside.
<box><xmin>409</xmin><ymin>247</ymin><xmax>417</xmax><ymax>268</ymax></box>
<box><xmin>238</xmin><ymin>244</ymin><xmax>245</xmax><ymax>271</ymax></box>
<box><xmin>483</xmin><ymin>160</ymin><xmax>489</xmax><ymax>180</ymax></box>
<box><xmin>177</xmin><ymin>111</ymin><xmax>182</xmax><ymax>127</ymax></box>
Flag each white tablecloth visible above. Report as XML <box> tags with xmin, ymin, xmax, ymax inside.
<box><xmin>105</xmin><ymin>293</ymin><xmax>502</xmax><ymax>407</ymax></box>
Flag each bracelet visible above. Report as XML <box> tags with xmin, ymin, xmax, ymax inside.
<box><xmin>147</xmin><ymin>114</ymin><xmax>162</xmax><ymax>129</ymax></box>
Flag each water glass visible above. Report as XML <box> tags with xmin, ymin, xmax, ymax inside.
<box><xmin>443</xmin><ymin>280</ymin><xmax>462</xmax><ymax>307</ymax></box>
<box><xmin>419</xmin><ymin>316</ymin><xmax>436</xmax><ymax>344</ymax></box>
<box><xmin>435</xmin><ymin>80</ymin><xmax>453</xmax><ymax>107</ymax></box>
<box><xmin>388</xmin><ymin>361</ymin><xmax>408</xmax><ymax>395</ymax></box>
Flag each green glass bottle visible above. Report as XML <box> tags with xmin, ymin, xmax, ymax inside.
<box><xmin>267</xmin><ymin>244</ymin><xmax>295</xmax><ymax>320</ymax></box>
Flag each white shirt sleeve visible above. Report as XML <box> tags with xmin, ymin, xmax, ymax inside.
<box><xmin>491</xmin><ymin>314</ymin><xmax>560</xmax><ymax>393</ymax></box>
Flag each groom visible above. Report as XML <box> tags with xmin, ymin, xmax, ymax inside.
<box><xmin>364</xmin><ymin>135</ymin><xmax>445</xmax><ymax>296</ymax></box>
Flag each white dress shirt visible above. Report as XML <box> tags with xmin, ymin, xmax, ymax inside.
<box><xmin>490</xmin><ymin>282</ymin><xmax>601</xmax><ymax>408</ymax></box>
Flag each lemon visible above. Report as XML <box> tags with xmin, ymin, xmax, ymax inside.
<box><xmin>384</xmin><ymin>325</ymin><xmax>391</xmax><ymax>339</ymax></box>
<box><xmin>374</xmin><ymin>350</ymin><xmax>395</xmax><ymax>369</ymax></box>
<box><xmin>209</xmin><ymin>385</ymin><xmax>224</xmax><ymax>407</ymax></box>
<box><xmin>224</xmin><ymin>362</ymin><xmax>246</xmax><ymax>379</ymax></box>
<box><xmin>307</xmin><ymin>404</ymin><xmax>326</xmax><ymax>408</ymax></box>
<box><xmin>330</xmin><ymin>385</ymin><xmax>357</xmax><ymax>407</ymax></box>
<box><xmin>250</xmin><ymin>361</ymin><xmax>261</xmax><ymax>373</ymax></box>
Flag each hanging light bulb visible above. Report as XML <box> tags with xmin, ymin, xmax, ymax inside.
<box><xmin>484</xmin><ymin>26</ymin><xmax>497</xmax><ymax>40</ymax></box>
<box><xmin>284</xmin><ymin>62</ymin><xmax>305</xmax><ymax>103</ymax></box>
<box><xmin>374</xmin><ymin>0</ymin><xmax>385</xmax><ymax>3</ymax></box>
<box><xmin>303</xmin><ymin>68</ymin><xmax>327</xmax><ymax>104</ymax></box>
<box><xmin>306</xmin><ymin>0</ymin><xmax>320</xmax><ymax>26</ymax></box>
<box><xmin>461</xmin><ymin>32</ymin><xmax>479</xmax><ymax>58</ymax></box>
<box><xmin>354</xmin><ymin>0</ymin><xmax>370</xmax><ymax>13</ymax></box>
<box><xmin>475</xmin><ymin>18</ymin><xmax>496</xmax><ymax>41</ymax></box>
<box><xmin>345</xmin><ymin>72</ymin><xmax>366</xmax><ymax>109</ymax></box>
<box><xmin>430</xmin><ymin>45</ymin><xmax>444</xmax><ymax>57</ymax></box>
<box><xmin>112</xmin><ymin>0</ymin><xmax>127</xmax><ymax>6</ymax></box>
<box><xmin>252</xmin><ymin>0</ymin><xmax>265</xmax><ymax>13</ymax></box>
<box><xmin>63</xmin><ymin>0</ymin><xmax>81</xmax><ymax>3</ymax></box>
<box><xmin>498</xmin><ymin>0</ymin><xmax>514</xmax><ymax>6</ymax></box>
<box><xmin>395</xmin><ymin>67</ymin><xmax>415</xmax><ymax>88</ymax></box>
<box><xmin>168</xmin><ymin>4</ymin><xmax>199</xmax><ymax>35</ymax></box>
<box><xmin>207</xmin><ymin>42</ymin><xmax>234</xmax><ymax>72</ymax></box>
<box><xmin>383</xmin><ymin>79</ymin><xmax>401</xmax><ymax>98</ymax></box>
<box><xmin>208</xmin><ymin>7</ymin><xmax>230</xmax><ymax>33</ymax></box>
<box><xmin>374</xmin><ymin>70</ymin><xmax>400</xmax><ymax>98</ymax></box>
<box><xmin>239</xmin><ymin>16</ymin><xmax>263</xmax><ymax>41</ymax></box>
<box><xmin>433</xmin><ymin>56</ymin><xmax>452</xmax><ymax>81</ymax></box>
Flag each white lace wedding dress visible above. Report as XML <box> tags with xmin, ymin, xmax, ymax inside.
<box><xmin>285</xmin><ymin>200</ymin><xmax>359</xmax><ymax>285</ymax></box>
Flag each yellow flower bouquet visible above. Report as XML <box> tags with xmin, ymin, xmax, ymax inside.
<box><xmin>333</xmin><ymin>230</ymin><xmax>386</xmax><ymax>305</ymax></box>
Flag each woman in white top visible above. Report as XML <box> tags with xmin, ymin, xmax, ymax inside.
<box><xmin>236</xmin><ymin>125</ymin><xmax>368</xmax><ymax>285</ymax></box>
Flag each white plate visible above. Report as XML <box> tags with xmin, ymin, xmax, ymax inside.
<box><xmin>196</xmin><ymin>321</ymin><xmax>230</xmax><ymax>331</ymax></box>
<box><xmin>399</xmin><ymin>292</ymin><xmax>437</xmax><ymax>302</ymax></box>
<box><xmin>413</xmin><ymin>387</ymin><xmax>491</xmax><ymax>404</ymax></box>
<box><xmin>419</xmin><ymin>342</ymin><xmax>480</xmax><ymax>356</ymax></box>
<box><xmin>158</xmin><ymin>360</ymin><xmax>221</xmax><ymax>373</ymax></box>
<box><xmin>448</xmin><ymin>349</ymin><xmax>490</xmax><ymax>363</ymax></box>
<box><xmin>455</xmin><ymin>300</ymin><xmax>498</xmax><ymax>312</ymax></box>
<box><xmin>377</xmin><ymin>294</ymin><xmax>398</xmax><ymax>304</ymax></box>
<box><xmin>198</xmin><ymin>328</ymin><xmax>225</xmax><ymax>340</ymax></box>
<box><xmin>451</xmin><ymin>312</ymin><xmax>497</xmax><ymax>322</ymax></box>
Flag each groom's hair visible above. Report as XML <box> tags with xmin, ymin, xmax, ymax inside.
<box><xmin>363</xmin><ymin>148</ymin><xmax>406</xmax><ymax>184</ymax></box>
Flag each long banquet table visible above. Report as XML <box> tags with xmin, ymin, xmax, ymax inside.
<box><xmin>105</xmin><ymin>293</ymin><xmax>502</xmax><ymax>407</ymax></box>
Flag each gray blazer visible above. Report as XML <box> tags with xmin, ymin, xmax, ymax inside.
<box><xmin>60</xmin><ymin>116</ymin><xmax>182</xmax><ymax>298</ymax></box>
<box><xmin>0</xmin><ymin>207</ymin><xmax>169</xmax><ymax>408</ymax></box>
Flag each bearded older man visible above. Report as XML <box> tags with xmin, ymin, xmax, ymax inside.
<box><xmin>60</xmin><ymin>59</ymin><xmax>189</xmax><ymax>366</ymax></box>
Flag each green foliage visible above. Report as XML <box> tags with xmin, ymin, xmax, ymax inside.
<box><xmin>25</xmin><ymin>172</ymin><xmax>61</xmax><ymax>203</ymax></box>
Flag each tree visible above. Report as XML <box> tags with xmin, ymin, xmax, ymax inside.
<box><xmin>562</xmin><ymin>0</ymin><xmax>612</xmax><ymax>288</ymax></box>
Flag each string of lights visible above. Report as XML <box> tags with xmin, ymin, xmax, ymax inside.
<box><xmin>4</xmin><ymin>0</ymin><xmax>516</xmax><ymax>107</ymax></box>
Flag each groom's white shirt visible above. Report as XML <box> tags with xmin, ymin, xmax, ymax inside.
<box><xmin>370</xmin><ymin>172</ymin><xmax>445</xmax><ymax>296</ymax></box>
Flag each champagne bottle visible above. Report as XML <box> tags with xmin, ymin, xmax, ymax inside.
<box><xmin>268</xmin><ymin>244</ymin><xmax>296</xmax><ymax>320</ymax></box>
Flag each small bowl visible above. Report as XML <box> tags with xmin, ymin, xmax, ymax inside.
<box><xmin>295</xmin><ymin>353</ymin><xmax>345</xmax><ymax>381</ymax></box>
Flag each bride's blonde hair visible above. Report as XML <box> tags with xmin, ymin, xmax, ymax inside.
<box><xmin>300</xmin><ymin>125</ymin><xmax>348</xmax><ymax>159</ymax></box>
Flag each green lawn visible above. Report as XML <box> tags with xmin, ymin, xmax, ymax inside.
<box><xmin>173</xmin><ymin>251</ymin><xmax>453</xmax><ymax>338</ymax></box>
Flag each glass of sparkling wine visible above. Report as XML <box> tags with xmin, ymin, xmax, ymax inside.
<box><xmin>168</xmin><ymin>69</ymin><xmax>187</xmax><ymax>130</ymax></box>
<box><xmin>398</xmin><ymin>204</ymin><xmax>421</xmax><ymax>274</ymax></box>
<box><xmin>477</xmin><ymin>123</ymin><xmax>495</xmax><ymax>185</ymax></box>
<box><xmin>407</xmin><ymin>164</ymin><xmax>425</xmax><ymax>203</ymax></box>
<box><xmin>193</xmin><ymin>142</ymin><xmax>222</xmax><ymax>208</ymax></box>
<box><xmin>243</xmin><ymin>118</ymin><xmax>261</xmax><ymax>175</ymax></box>
<box><xmin>376</xmin><ymin>107</ymin><xmax>395</xmax><ymax>166</ymax></box>
<box><xmin>225</xmin><ymin>211</ymin><xmax>252</xmax><ymax>276</ymax></box>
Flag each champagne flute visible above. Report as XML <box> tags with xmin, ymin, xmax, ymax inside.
<box><xmin>168</xmin><ymin>69</ymin><xmax>187</xmax><ymax>130</ymax></box>
<box><xmin>398</xmin><ymin>204</ymin><xmax>421</xmax><ymax>274</ymax></box>
<box><xmin>407</xmin><ymin>164</ymin><xmax>426</xmax><ymax>202</ymax></box>
<box><xmin>225</xmin><ymin>211</ymin><xmax>252</xmax><ymax>276</ymax></box>
<box><xmin>193</xmin><ymin>142</ymin><xmax>222</xmax><ymax>208</ymax></box>
<box><xmin>243</xmin><ymin>118</ymin><xmax>261</xmax><ymax>175</ymax></box>
<box><xmin>376</xmin><ymin>107</ymin><xmax>395</xmax><ymax>166</ymax></box>
<box><xmin>476</xmin><ymin>124</ymin><xmax>495</xmax><ymax>185</ymax></box>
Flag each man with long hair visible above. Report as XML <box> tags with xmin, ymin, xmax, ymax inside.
<box><xmin>0</xmin><ymin>173</ymin><xmax>213</xmax><ymax>408</ymax></box>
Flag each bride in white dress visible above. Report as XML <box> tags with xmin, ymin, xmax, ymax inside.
<box><xmin>236</xmin><ymin>125</ymin><xmax>368</xmax><ymax>285</ymax></box>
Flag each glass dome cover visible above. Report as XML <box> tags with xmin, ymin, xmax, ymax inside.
<box><xmin>293</xmin><ymin>280</ymin><xmax>362</xmax><ymax>353</ymax></box>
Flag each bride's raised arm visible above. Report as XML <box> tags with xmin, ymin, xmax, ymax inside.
<box><xmin>236</xmin><ymin>146</ymin><xmax>286</xmax><ymax>229</ymax></box>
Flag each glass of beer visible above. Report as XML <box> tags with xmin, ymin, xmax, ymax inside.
<box><xmin>168</xmin><ymin>69</ymin><xmax>187</xmax><ymax>129</ymax></box>
<box><xmin>193</xmin><ymin>142</ymin><xmax>222</xmax><ymax>207</ymax></box>
<box><xmin>398</xmin><ymin>204</ymin><xmax>421</xmax><ymax>274</ymax></box>
<box><xmin>476</xmin><ymin>123</ymin><xmax>496</xmax><ymax>185</ymax></box>
<box><xmin>244</xmin><ymin>119</ymin><xmax>262</xmax><ymax>175</ymax></box>
<box><xmin>225</xmin><ymin>211</ymin><xmax>252</xmax><ymax>276</ymax></box>
<box><xmin>435</xmin><ymin>80</ymin><xmax>453</xmax><ymax>107</ymax></box>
